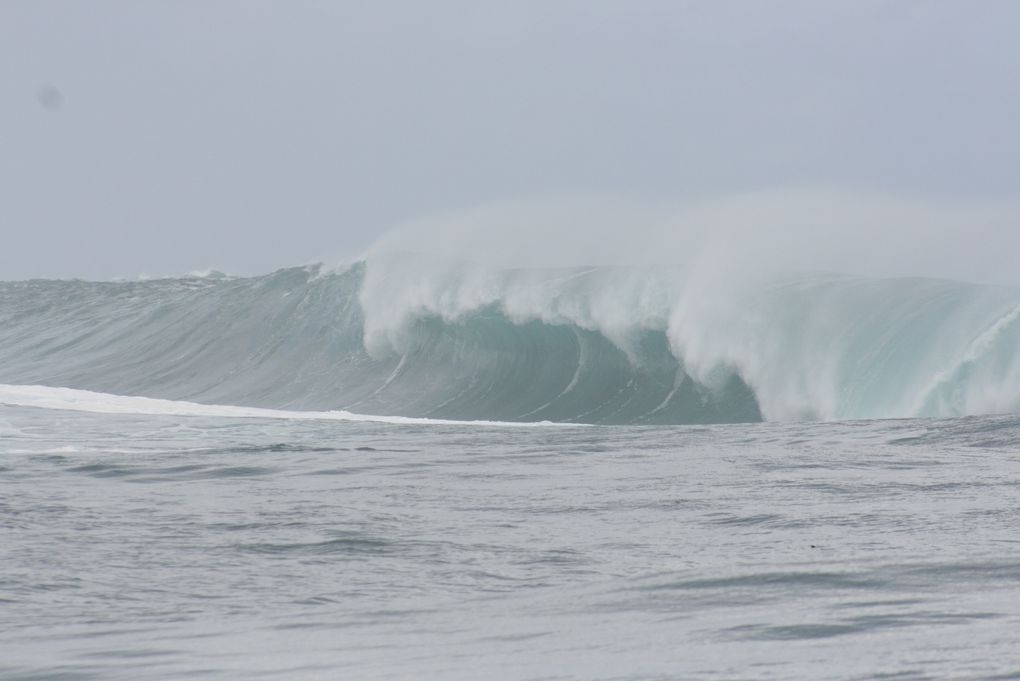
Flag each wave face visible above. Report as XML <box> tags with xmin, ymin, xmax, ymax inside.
<box><xmin>2</xmin><ymin>261</ymin><xmax>1020</xmax><ymax>424</ymax></box>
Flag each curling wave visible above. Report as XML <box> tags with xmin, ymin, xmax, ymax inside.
<box><xmin>1</xmin><ymin>260</ymin><xmax>1019</xmax><ymax>424</ymax></box>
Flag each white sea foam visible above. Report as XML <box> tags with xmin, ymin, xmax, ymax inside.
<box><xmin>359</xmin><ymin>189</ymin><xmax>1020</xmax><ymax>422</ymax></box>
<box><xmin>0</xmin><ymin>384</ymin><xmax>566</xmax><ymax>428</ymax></box>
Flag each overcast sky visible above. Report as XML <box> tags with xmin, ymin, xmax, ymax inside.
<box><xmin>2</xmin><ymin>0</ymin><xmax>1019</xmax><ymax>280</ymax></box>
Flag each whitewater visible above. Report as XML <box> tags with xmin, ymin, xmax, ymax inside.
<box><xmin>5</xmin><ymin>251</ymin><xmax>1020</xmax><ymax>680</ymax></box>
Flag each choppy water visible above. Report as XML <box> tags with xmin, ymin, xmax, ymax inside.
<box><xmin>4</xmin><ymin>403</ymin><xmax>1020</xmax><ymax>680</ymax></box>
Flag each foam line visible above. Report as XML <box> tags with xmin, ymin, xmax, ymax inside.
<box><xmin>0</xmin><ymin>384</ymin><xmax>568</xmax><ymax>428</ymax></box>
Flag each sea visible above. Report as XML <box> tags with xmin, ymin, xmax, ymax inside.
<box><xmin>3</xmin><ymin>262</ymin><xmax>1020</xmax><ymax>680</ymax></box>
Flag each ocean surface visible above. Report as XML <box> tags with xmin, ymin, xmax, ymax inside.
<box><xmin>3</xmin><ymin>263</ymin><xmax>1020</xmax><ymax>679</ymax></box>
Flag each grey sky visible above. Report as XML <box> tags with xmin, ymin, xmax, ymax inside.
<box><xmin>2</xmin><ymin>0</ymin><xmax>1019</xmax><ymax>280</ymax></box>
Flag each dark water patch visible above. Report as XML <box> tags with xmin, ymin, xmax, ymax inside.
<box><xmin>0</xmin><ymin>670</ymin><xmax>102</xmax><ymax>681</ymax></box>
<box><xmin>22</xmin><ymin>626</ymin><xmax>165</xmax><ymax>641</ymax></box>
<box><xmin>848</xmin><ymin>611</ymin><xmax>1000</xmax><ymax>630</ymax></box>
<box><xmin>887</xmin><ymin>418</ymin><xmax>1020</xmax><ymax>450</ymax></box>
<box><xmin>273</xmin><ymin>618</ymin><xmax>335</xmax><ymax>629</ymax></box>
<box><xmin>302</xmin><ymin>465</ymin><xmax>387</xmax><ymax>476</ymax></box>
<box><xmin>888</xmin><ymin>435</ymin><xmax>927</xmax><ymax>445</ymax></box>
<box><xmin>703</xmin><ymin>512</ymin><xmax>784</xmax><ymax>526</ymax></box>
<box><xmin>644</xmin><ymin>571</ymin><xmax>882</xmax><ymax>592</ymax></box>
<box><xmin>473</xmin><ymin>630</ymin><xmax>552</xmax><ymax>643</ymax></box>
<box><xmin>140</xmin><ymin>463</ymin><xmax>207</xmax><ymax>475</ymax></box>
<box><xmin>825</xmin><ymin>512</ymin><xmax>917</xmax><ymax>528</ymax></box>
<box><xmin>0</xmin><ymin>501</ymin><xmax>25</xmax><ymax>516</ymax></box>
<box><xmin>205</xmin><ymin>520</ymin><xmax>306</xmax><ymax>532</ymax></box>
<box><xmin>273</xmin><ymin>607</ymin><xmax>441</xmax><ymax>631</ymax></box>
<box><xmin>451</xmin><ymin>470</ymin><xmax>536</xmax><ymax>481</ymax></box>
<box><xmin>305</xmin><ymin>467</ymin><xmax>354</xmax><ymax>476</ymax></box>
<box><xmin>726</xmin><ymin>622</ymin><xmax>863</xmax><ymax>640</ymax></box>
<box><xmin>253</xmin><ymin>443</ymin><xmax>337</xmax><ymax>453</ymax></box>
<box><xmin>69</xmin><ymin>462</ymin><xmax>277</xmax><ymax>482</ymax></box>
<box><xmin>823</xmin><ymin>455</ymin><xmax>952</xmax><ymax>471</ymax></box>
<box><xmin>755</xmin><ymin>461</ymin><xmax>833</xmax><ymax>471</ymax></box>
<box><xmin>67</xmin><ymin>463</ymin><xmax>133</xmax><ymax>478</ymax></box>
<box><xmin>970</xmin><ymin>438</ymin><xmax>1020</xmax><ymax>448</ymax></box>
<box><xmin>364</xmin><ymin>607</ymin><xmax>440</xmax><ymax>619</ymax></box>
<box><xmin>238</xmin><ymin>533</ymin><xmax>394</xmax><ymax>557</ymax></box>
<box><xmin>602</xmin><ymin>675</ymin><xmax>695</xmax><ymax>681</ymax></box>
<box><xmin>883</xmin><ymin>480</ymin><xmax>990</xmax><ymax>493</ymax></box>
<box><xmin>651</xmin><ymin>497</ymin><xmax>710</xmax><ymax>510</ymax></box>
<box><xmin>181</xmin><ymin>465</ymin><xmax>277</xmax><ymax>479</ymax></box>
<box><xmin>79</xmin><ymin>648</ymin><xmax>179</xmax><ymax>659</ymax></box>
<box><xmin>833</xmin><ymin>598</ymin><xmax>929</xmax><ymax>609</ymax></box>
<box><xmin>868</xmin><ymin>460</ymin><xmax>949</xmax><ymax>470</ymax></box>
<box><xmin>291</xmin><ymin>595</ymin><xmax>339</xmax><ymax>606</ymax></box>
<box><xmin>569</xmin><ymin>444</ymin><xmax>615</xmax><ymax>453</ymax></box>
<box><xmin>22</xmin><ymin>577</ymin><xmax>85</xmax><ymax>593</ymax></box>
<box><xmin>527</xmin><ymin>503</ymin><xmax>609</xmax><ymax>516</ymax></box>
<box><xmin>168</xmin><ymin>669</ymin><xmax>224</xmax><ymax>678</ymax></box>
<box><xmin>900</xmin><ymin>562</ymin><xmax>1020</xmax><ymax>584</ymax></box>
<box><xmin>513</xmin><ymin>548</ymin><xmax>590</xmax><ymax>567</ymax></box>
<box><xmin>383</xmin><ymin>462</ymin><xmax>439</xmax><ymax>476</ymax></box>
<box><xmin>794</xmin><ymin>481</ymin><xmax>880</xmax><ymax>497</ymax></box>
<box><xmin>853</xmin><ymin>672</ymin><xmax>934</xmax><ymax>681</ymax></box>
<box><xmin>346</xmin><ymin>446</ymin><xmax>422</xmax><ymax>453</ymax></box>
<box><xmin>458</xmin><ymin>569</ymin><xmax>550</xmax><ymax>591</ymax></box>
<box><xmin>727</xmin><ymin>610</ymin><xmax>998</xmax><ymax>642</ymax></box>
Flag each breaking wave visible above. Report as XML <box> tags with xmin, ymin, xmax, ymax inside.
<box><xmin>2</xmin><ymin>259</ymin><xmax>1019</xmax><ymax>424</ymax></box>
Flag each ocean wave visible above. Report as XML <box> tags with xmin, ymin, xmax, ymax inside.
<box><xmin>1</xmin><ymin>260</ymin><xmax>1018</xmax><ymax>424</ymax></box>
